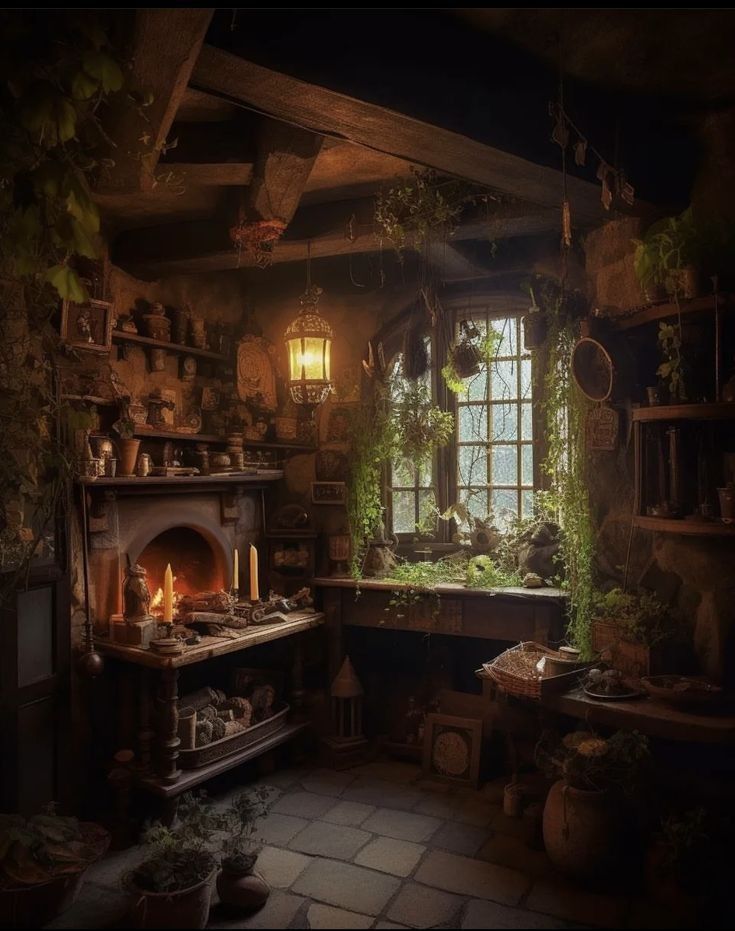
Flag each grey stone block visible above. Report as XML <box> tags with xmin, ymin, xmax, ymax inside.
<box><xmin>362</xmin><ymin>808</ymin><xmax>441</xmax><ymax>843</ymax></box>
<box><xmin>256</xmin><ymin>844</ymin><xmax>312</xmax><ymax>889</ymax></box>
<box><xmin>322</xmin><ymin>799</ymin><xmax>376</xmax><ymax>826</ymax></box>
<box><xmin>271</xmin><ymin>790</ymin><xmax>337</xmax><ymax>820</ymax></box>
<box><xmin>414</xmin><ymin>850</ymin><xmax>530</xmax><ymax>905</ymax></box>
<box><xmin>288</xmin><ymin>820</ymin><xmax>372</xmax><ymax>861</ymax></box>
<box><xmin>387</xmin><ymin>881</ymin><xmax>464</xmax><ymax>928</ymax></box>
<box><xmin>461</xmin><ymin>898</ymin><xmax>568</xmax><ymax>929</ymax></box>
<box><xmin>306</xmin><ymin>902</ymin><xmax>374</xmax><ymax>928</ymax></box>
<box><xmin>292</xmin><ymin>857</ymin><xmax>400</xmax><ymax>915</ymax></box>
<box><xmin>355</xmin><ymin>837</ymin><xmax>425</xmax><ymax>877</ymax></box>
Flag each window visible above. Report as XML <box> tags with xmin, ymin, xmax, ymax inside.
<box><xmin>387</xmin><ymin>342</ymin><xmax>438</xmax><ymax>538</ymax></box>
<box><xmin>454</xmin><ymin>312</ymin><xmax>535</xmax><ymax>529</ymax></box>
<box><xmin>382</xmin><ymin>304</ymin><xmax>536</xmax><ymax>541</ymax></box>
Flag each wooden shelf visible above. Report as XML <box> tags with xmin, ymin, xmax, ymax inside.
<box><xmin>78</xmin><ymin>471</ymin><xmax>283</xmax><ymax>491</ymax></box>
<box><xmin>616</xmin><ymin>293</ymin><xmax>732</xmax><ymax>331</ymax></box>
<box><xmin>137</xmin><ymin>721</ymin><xmax>310</xmax><ymax>798</ymax></box>
<box><xmin>632</xmin><ymin>403</ymin><xmax>735</xmax><ymax>422</ymax></box>
<box><xmin>112</xmin><ymin>330</ymin><xmax>228</xmax><ymax>362</ymax></box>
<box><xmin>132</xmin><ymin>427</ymin><xmax>315</xmax><ymax>450</ymax></box>
<box><xmin>633</xmin><ymin>516</ymin><xmax>735</xmax><ymax>536</ymax></box>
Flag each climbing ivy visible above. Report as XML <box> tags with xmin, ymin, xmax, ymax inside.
<box><xmin>540</xmin><ymin>308</ymin><xmax>596</xmax><ymax>656</ymax></box>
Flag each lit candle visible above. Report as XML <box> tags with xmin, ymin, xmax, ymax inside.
<box><xmin>249</xmin><ymin>544</ymin><xmax>259</xmax><ymax>603</ymax></box>
<box><xmin>233</xmin><ymin>548</ymin><xmax>239</xmax><ymax>591</ymax></box>
<box><xmin>163</xmin><ymin>563</ymin><xmax>173</xmax><ymax>623</ymax></box>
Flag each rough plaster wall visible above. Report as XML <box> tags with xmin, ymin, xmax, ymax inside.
<box><xmin>584</xmin><ymin>217</ymin><xmax>735</xmax><ymax>681</ymax></box>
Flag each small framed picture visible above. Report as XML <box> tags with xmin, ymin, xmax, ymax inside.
<box><xmin>201</xmin><ymin>386</ymin><xmax>220</xmax><ymax>411</ymax></box>
<box><xmin>60</xmin><ymin>299</ymin><xmax>114</xmax><ymax>353</ymax></box>
<box><xmin>325</xmin><ymin>404</ymin><xmax>356</xmax><ymax>444</ymax></box>
<box><xmin>422</xmin><ymin>713</ymin><xmax>482</xmax><ymax>788</ymax></box>
<box><xmin>311</xmin><ymin>481</ymin><xmax>347</xmax><ymax>506</ymax></box>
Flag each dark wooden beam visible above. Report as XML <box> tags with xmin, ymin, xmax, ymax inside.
<box><xmin>190</xmin><ymin>44</ymin><xmax>606</xmax><ymax>222</ymax></box>
<box><xmin>97</xmin><ymin>9</ymin><xmax>213</xmax><ymax>195</ymax></box>
<box><xmin>111</xmin><ymin>197</ymin><xmax>561</xmax><ymax>278</ymax></box>
<box><xmin>244</xmin><ymin>118</ymin><xmax>323</xmax><ymax>225</ymax></box>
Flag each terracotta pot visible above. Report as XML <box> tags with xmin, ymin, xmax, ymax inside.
<box><xmin>117</xmin><ymin>438</ymin><xmax>141</xmax><ymax>477</ymax></box>
<box><xmin>216</xmin><ymin>863</ymin><xmax>269</xmax><ymax>912</ymax></box>
<box><xmin>127</xmin><ymin>871</ymin><xmax>215</xmax><ymax>930</ymax></box>
<box><xmin>542</xmin><ymin>780</ymin><xmax>619</xmax><ymax>880</ymax></box>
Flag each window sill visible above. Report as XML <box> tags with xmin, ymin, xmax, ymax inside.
<box><xmin>312</xmin><ymin>577</ymin><xmax>567</xmax><ymax>601</ymax></box>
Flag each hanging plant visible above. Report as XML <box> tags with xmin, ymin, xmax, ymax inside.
<box><xmin>402</xmin><ymin>313</ymin><xmax>429</xmax><ymax>382</ymax></box>
<box><xmin>442</xmin><ymin>327</ymin><xmax>500</xmax><ymax>394</ymax></box>
<box><xmin>392</xmin><ymin>380</ymin><xmax>454</xmax><ymax>480</ymax></box>
<box><xmin>375</xmin><ymin>168</ymin><xmax>482</xmax><ymax>255</ymax></box>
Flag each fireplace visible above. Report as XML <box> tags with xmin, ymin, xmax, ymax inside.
<box><xmin>86</xmin><ymin>482</ymin><xmax>261</xmax><ymax>634</ymax></box>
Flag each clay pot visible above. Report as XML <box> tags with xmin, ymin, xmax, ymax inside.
<box><xmin>127</xmin><ymin>871</ymin><xmax>215</xmax><ymax>930</ymax></box>
<box><xmin>216</xmin><ymin>862</ymin><xmax>269</xmax><ymax>912</ymax></box>
<box><xmin>142</xmin><ymin>314</ymin><xmax>171</xmax><ymax>342</ymax></box>
<box><xmin>117</xmin><ymin>438</ymin><xmax>141</xmax><ymax>477</ymax></box>
<box><xmin>542</xmin><ymin>780</ymin><xmax>619</xmax><ymax>880</ymax></box>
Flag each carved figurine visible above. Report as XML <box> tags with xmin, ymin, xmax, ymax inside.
<box><xmin>122</xmin><ymin>562</ymin><xmax>152</xmax><ymax>622</ymax></box>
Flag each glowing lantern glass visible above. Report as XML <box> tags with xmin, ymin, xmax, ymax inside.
<box><xmin>284</xmin><ymin>255</ymin><xmax>334</xmax><ymax>407</ymax></box>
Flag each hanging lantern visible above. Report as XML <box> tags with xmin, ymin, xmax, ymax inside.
<box><xmin>284</xmin><ymin>244</ymin><xmax>333</xmax><ymax>408</ymax></box>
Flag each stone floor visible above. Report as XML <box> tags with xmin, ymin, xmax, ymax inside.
<box><xmin>50</xmin><ymin>758</ymin><xmax>686</xmax><ymax>930</ymax></box>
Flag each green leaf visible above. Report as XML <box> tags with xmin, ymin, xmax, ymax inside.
<box><xmin>53</xmin><ymin>97</ymin><xmax>78</xmax><ymax>143</ymax></box>
<box><xmin>46</xmin><ymin>264</ymin><xmax>88</xmax><ymax>303</ymax></box>
<box><xmin>82</xmin><ymin>50</ymin><xmax>123</xmax><ymax>93</ymax></box>
<box><xmin>32</xmin><ymin>162</ymin><xmax>67</xmax><ymax>198</ymax></box>
<box><xmin>66</xmin><ymin>180</ymin><xmax>100</xmax><ymax>233</ymax></box>
<box><xmin>70</xmin><ymin>218</ymin><xmax>99</xmax><ymax>258</ymax></box>
<box><xmin>71</xmin><ymin>70</ymin><xmax>99</xmax><ymax>101</ymax></box>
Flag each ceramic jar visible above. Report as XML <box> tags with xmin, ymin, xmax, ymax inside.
<box><xmin>142</xmin><ymin>302</ymin><xmax>171</xmax><ymax>341</ymax></box>
<box><xmin>216</xmin><ymin>861</ymin><xmax>269</xmax><ymax>912</ymax></box>
<box><xmin>150</xmin><ymin>348</ymin><xmax>166</xmax><ymax>372</ymax></box>
<box><xmin>190</xmin><ymin>317</ymin><xmax>207</xmax><ymax>350</ymax></box>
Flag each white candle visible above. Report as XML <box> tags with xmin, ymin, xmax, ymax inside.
<box><xmin>249</xmin><ymin>544</ymin><xmax>259</xmax><ymax>602</ymax></box>
<box><xmin>233</xmin><ymin>548</ymin><xmax>239</xmax><ymax>590</ymax></box>
<box><xmin>163</xmin><ymin>563</ymin><xmax>173</xmax><ymax>623</ymax></box>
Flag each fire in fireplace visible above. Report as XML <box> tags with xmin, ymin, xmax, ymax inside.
<box><xmin>137</xmin><ymin>527</ymin><xmax>226</xmax><ymax>613</ymax></box>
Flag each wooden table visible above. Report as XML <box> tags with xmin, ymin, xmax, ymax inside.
<box><xmin>315</xmin><ymin>578</ymin><xmax>567</xmax><ymax>679</ymax></box>
<box><xmin>542</xmin><ymin>686</ymin><xmax>735</xmax><ymax>744</ymax></box>
<box><xmin>95</xmin><ymin>611</ymin><xmax>324</xmax><ymax>798</ymax></box>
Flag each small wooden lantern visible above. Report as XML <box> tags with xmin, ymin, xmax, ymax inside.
<box><xmin>322</xmin><ymin>656</ymin><xmax>369</xmax><ymax>769</ymax></box>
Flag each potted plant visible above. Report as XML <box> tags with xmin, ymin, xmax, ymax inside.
<box><xmin>590</xmin><ymin>587</ymin><xmax>674</xmax><ymax>678</ymax></box>
<box><xmin>536</xmin><ymin>728</ymin><xmax>650</xmax><ymax>881</ymax></box>
<box><xmin>441</xmin><ymin>325</ymin><xmax>500</xmax><ymax>394</ymax></box>
<box><xmin>113</xmin><ymin>409</ymin><xmax>140</xmax><ymax>477</ymax></box>
<box><xmin>633</xmin><ymin>208</ymin><xmax>702</xmax><ymax>302</ymax></box>
<box><xmin>122</xmin><ymin>789</ymin><xmax>272</xmax><ymax>928</ymax></box>
<box><xmin>645</xmin><ymin>808</ymin><xmax>706</xmax><ymax>919</ymax></box>
<box><xmin>0</xmin><ymin>806</ymin><xmax>109</xmax><ymax>929</ymax></box>
<box><xmin>521</xmin><ymin>281</ymin><xmax>547</xmax><ymax>349</ymax></box>
<box><xmin>215</xmin><ymin>787</ymin><xmax>271</xmax><ymax>912</ymax></box>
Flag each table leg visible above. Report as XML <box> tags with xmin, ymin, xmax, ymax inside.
<box><xmin>291</xmin><ymin>636</ymin><xmax>305</xmax><ymax>720</ymax></box>
<box><xmin>157</xmin><ymin>667</ymin><xmax>181</xmax><ymax>784</ymax></box>
<box><xmin>139</xmin><ymin>668</ymin><xmax>155</xmax><ymax>775</ymax></box>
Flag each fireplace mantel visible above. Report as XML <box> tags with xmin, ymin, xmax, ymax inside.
<box><xmin>80</xmin><ymin>471</ymin><xmax>283</xmax><ymax>496</ymax></box>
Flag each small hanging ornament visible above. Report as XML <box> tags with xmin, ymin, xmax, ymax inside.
<box><xmin>574</xmin><ymin>136</ymin><xmax>588</xmax><ymax>167</ymax></box>
<box><xmin>586</xmin><ymin>404</ymin><xmax>619</xmax><ymax>451</ymax></box>
<box><xmin>596</xmin><ymin>161</ymin><xmax>615</xmax><ymax>211</ymax></box>
<box><xmin>561</xmin><ymin>200</ymin><xmax>573</xmax><ymax>248</ymax></box>
<box><xmin>551</xmin><ymin>106</ymin><xmax>570</xmax><ymax>149</ymax></box>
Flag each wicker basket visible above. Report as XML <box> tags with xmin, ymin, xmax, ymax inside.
<box><xmin>482</xmin><ymin>641</ymin><xmax>589</xmax><ymax>700</ymax></box>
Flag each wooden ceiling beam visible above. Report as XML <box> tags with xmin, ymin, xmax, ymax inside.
<box><xmin>190</xmin><ymin>44</ymin><xmax>606</xmax><ymax>222</ymax></box>
<box><xmin>96</xmin><ymin>9</ymin><xmax>213</xmax><ymax>195</ymax></box>
<box><xmin>242</xmin><ymin>117</ymin><xmax>324</xmax><ymax>227</ymax></box>
<box><xmin>111</xmin><ymin>198</ymin><xmax>561</xmax><ymax>278</ymax></box>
